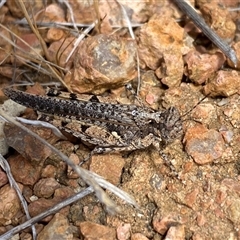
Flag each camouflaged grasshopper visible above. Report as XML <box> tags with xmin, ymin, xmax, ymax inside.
<box><xmin>3</xmin><ymin>87</ymin><xmax>183</xmax><ymax>157</ymax></box>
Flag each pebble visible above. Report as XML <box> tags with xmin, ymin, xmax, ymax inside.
<box><xmin>37</xmin><ymin>213</ymin><xmax>73</xmax><ymax>240</ymax></box>
<box><xmin>78</xmin><ymin>221</ymin><xmax>116</xmax><ymax>240</ymax></box>
<box><xmin>0</xmin><ymin>184</ymin><xmax>23</xmax><ymax>226</ymax></box>
<box><xmin>184</xmin><ymin>124</ymin><xmax>225</xmax><ymax>164</ymax></box>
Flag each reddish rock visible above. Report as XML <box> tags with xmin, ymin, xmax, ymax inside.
<box><xmin>37</xmin><ymin>213</ymin><xmax>73</xmax><ymax>240</ymax></box>
<box><xmin>182</xmin><ymin>162</ymin><xmax>194</xmax><ymax>174</ymax></box>
<box><xmin>219</xmin><ymin>125</ymin><xmax>234</xmax><ymax>144</ymax></box>
<box><xmin>200</xmin><ymin>3</ymin><xmax>236</xmax><ymax>42</ymax></box>
<box><xmin>46</xmin><ymin>27</ymin><xmax>64</xmax><ymax>44</ymax></box>
<box><xmin>22</xmin><ymin>186</ymin><xmax>33</xmax><ymax>203</ymax></box>
<box><xmin>184</xmin><ymin>188</ymin><xmax>199</xmax><ymax>208</ymax></box>
<box><xmin>184</xmin><ymin>124</ymin><xmax>225</xmax><ymax>164</ymax></box>
<box><xmin>226</xmin><ymin>199</ymin><xmax>240</xmax><ymax>224</ymax></box>
<box><xmin>90</xmin><ymin>153</ymin><xmax>125</xmax><ymax>185</ymax></box>
<box><xmin>6</xmin><ymin>0</ymin><xmax>44</xmax><ymax>18</ymax></box>
<box><xmin>15</xmin><ymin>33</ymin><xmax>43</xmax><ymax>64</ymax></box>
<box><xmin>8</xmin><ymin>154</ymin><xmax>42</xmax><ymax>186</ymax></box>
<box><xmin>192</xmin><ymin>232</ymin><xmax>205</xmax><ymax>240</ymax></box>
<box><xmin>228</xmin><ymin>41</ymin><xmax>240</xmax><ymax>69</ymax></box>
<box><xmin>20</xmin><ymin>232</ymin><xmax>33</xmax><ymax>239</ymax></box>
<box><xmin>28</xmin><ymin>198</ymin><xmax>58</xmax><ymax>220</ymax></box>
<box><xmin>131</xmin><ymin>233</ymin><xmax>149</xmax><ymax>240</ymax></box>
<box><xmin>190</xmin><ymin>103</ymin><xmax>216</xmax><ymax>125</ymax></box>
<box><xmin>153</xmin><ymin>213</ymin><xmax>182</xmax><ymax>235</ymax></box>
<box><xmin>165</xmin><ymin>224</ymin><xmax>185</xmax><ymax>240</ymax></box>
<box><xmin>67</xmin><ymin>153</ymin><xmax>81</xmax><ymax>179</ymax></box>
<box><xmin>66</xmin><ymin>1</ymin><xmax>148</xmax><ymax>30</ymax></box>
<box><xmin>78</xmin><ymin>221</ymin><xmax>116</xmax><ymax>240</ymax></box>
<box><xmin>0</xmin><ymin>169</ymin><xmax>8</xmax><ymax>187</ymax></box>
<box><xmin>48</xmin><ymin>37</ymin><xmax>76</xmax><ymax>68</ymax></box>
<box><xmin>41</xmin><ymin>165</ymin><xmax>57</xmax><ymax>178</ymax></box>
<box><xmin>54</xmin><ymin>186</ymin><xmax>75</xmax><ymax>201</ymax></box>
<box><xmin>196</xmin><ymin>213</ymin><xmax>206</xmax><ymax>227</ymax></box>
<box><xmin>116</xmin><ymin>223</ymin><xmax>131</xmax><ymax>240</ymax></box>
<box><xmin>215</xmin><ymin>189</ymin><xmax>228</xmax><ymax>205</ymax></box>
<box><xmin>138</xmin><ymin>14</ymin><xmax>184</xmax><ymax>87</ymax></box>
<box><xmin>214</xmin><ymin>207</ymin><xmax>225</xmax><ymax>219</ymax></box>
<box><xmin>0</xmin><ymin>184</ymin><xmax>23</xmax><ymax>225</ymax></box>
<box><xmin>222</xmin><ymin>178</ymin><xmax>240</xmax><ymax>196</ymax></box>
<box><xmin>4</xmin><ymin>123</ymin><xmax>52</xmax><ymax>164</ymax></box>
<box><xmin>184</xmin><ymin>50</ymin><xmax>225</xmax><ymax>84</ymax></box>
<box><xmin>66</xmin><ymin>34</ymin><xmax>137</xmax><ymax>94</ymax></box>
<box><xmin>203</xmin><ymin>70</ymin><xmax>240</xmax><ymax>97</ymax></box>
<box><xmin>0</xmin><ymin>226</ymin><xmax>7</xmax><ymax>235</ymax></box>
<box><xmin>66</xmin><ymin>179</ymin><xmax>79</xmax><ymax>189</ymax></box>
<box><xmin>33</xmin><ymin>178</ymin><xmax>61</xmax><ymax>198</ymax></box>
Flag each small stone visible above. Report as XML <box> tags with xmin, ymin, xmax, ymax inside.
<box><xmin>22</xmin><ymin>186</ymin><xmax>33</xmax><ymax>203</ymax></box>
<box><xmin>226</xmin><ymin>199</ymin><xmax>240</xmax><ymax>224</ymax></box>
<box><xmin>184</xmin><ymin>124</ymin><xmax>225</xmax><ymax>164</ymax></box>
<box><xmin>203</xmin><ymin>70</ymin><xmax>240</xmax><ymax>97</ymax></box>
<box><xmin>184</xmin><ymin>50</ymin><xmax>225</xmax><ymax>85</ymax></box>
<box><xmin>131</xmin><ymin>233</ymin><xmax>149</xmax><ymax>240</ymax></box>
<box><xmin>90</xmin><ymin>153</ymin><xmax>125</xmax><ymax>185</ymax></box>
<box><xmin>20</xmin><ymin>232</ymin><xmax>32</xmax><ymax>240</ymax></box>
<box><xmin>215</xmin><ymin>189</ymin><xmax>227</xmax><ymax>205</ymax></box>
<box><xmin>33</xmin><ymin>178</ymin><xmax>61</xmax><ymax>198</ymax></box>
<box><xmin>28</xmin><ymin>198</ymin><xmax>58</xmax><ymax>220</ymax></box>
<box><xmin>6</xmin><ymin>0</ymin><xmax>44</xmax><ymax>18</ymax></box>
<box><xmin>165</xmin><ymin>224</ymin><xmax>185</xmax><ymax>240</ymax></box>
<box><xmin>4</xmin><ymin>123</ymin><xmax>52</xmax><ymax>164</ymax></box>
<box><xmin>190</xmin><ymin>103</ymin><xmax>216</xmax><ymax>125</ymax></box>
<box><xmin>222</xmin><ymin>178</ymin><xmax>240</xmax><ymax>196</ymax></box>
<box><xmin>153</xmin><ymin>213</ymin><xmax>182</xmax><ymax>235</ymax></box>
<box><xmin>67</xmin><ymin>153</ymin><xmax>80</xmax><ymax>179</ymax></box>
<box><xmin>228</xmin><ymin>41</ymin><xmax>240</xmax><ymax>69</ymax></box>
<box><xmin>48</xmin><ymin>37</ymin><xmax>76</xmax><ymax>68</ymax></box>
<box><xmin>54</xmin><ymin>186</ymin><xmax>75</xmax><ymax>201</ymax></box>
<box><xmin>37</xmin><ymin>213</ymin><xmax>73</xmax><ymax>240</ymax></box>
<box><xmin>116</xmin><ymin>223</ymin><xmax>131</xmax><ymax>240</ymax></box>
<box><xmin>184</xmin><ymin>188</ymin><xmax>199</xmax><ymax>208</ymax></box>
<box><xmin>0</xmin><ymin>169</ymin><xmax>8</xmax><ymax>187</ymax></box>
<box><xmin>200</xmin><ymin>3</ymin><xmax>236</xmax><ymax>42</ymax></box>
<box><xmin>0</xmin><ymin>184</ymin><xmax>23</xmax><ymax>226</ymax></box>
<box><xmin>182</xmin><ymin>162</ymin><xmax>194</xmax><ymax>174</ymax></box>
<box><xmin>66</xmin><ymin>34</ymin><xmax>137</xmax><ymax>94</ymax></box>
<box><xmin>0</xmin><ymin>99</ymin><xmax>26</xmax><ymax>156</ymax></box>
<box><xmin>41</xmin><ymin>165</ymin><xmax>57</xmax><ymax>178</ymax></box>
<box><xmin>196</xmin><ymin>213</ymin><xmax>206</xmax><ymax>227</ymax></box>
<box><xmin>15</xmin><ymin>33</ymin><xmax>43</xmax><ymax>64</ymax></box>
<box><xmin>192</xmin><ymin>232</ymin><xmax>205</xmax><ymax>240</ymax></box>
<box><xmin>78</xmin><ymin>221</ymin><xmax>116</xmax><ymax>240</ymax></box>
<box><xmin>219</xmin><ymin>128</ymin><xmax>234</xmax><ymax>143</ymax></box>
<box><xmin>138</xmin><ymin>14</ymin><xmax>184</xmax><ymax>87</ymax></box>
<box><xmin>8</xmin><ymin>154</ymin><xmax>42</xmax><ymax>186</ymax></box>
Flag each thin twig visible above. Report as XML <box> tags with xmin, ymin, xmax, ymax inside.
<box><xmin>0</xmin><ymin>187</ymin><xmax>94</xmax><ymax>240</ymax></box>
<box><xmin>65</xmin><ymin>20</ymin><xmax>97</xmax><ymax>63</ymax></box>
<box><xmin>0</xmin><ymin>23</ymin><xmax>71</xmax><ymax>91</ymax></box>
<box><xmin>17</xmin><ymin>0</ymin><xmax>50</xmax><ymax>60</ymax></box>
<box><xmin>0</xmin><ymin>155</ymin><xmax>37</xmax><ymax>240</ymax></box>
<box><xmin>115</xmin><ymin>0</ymin><xmax>141</xmax><ymax>95</ymax></box>
<box><xmin>173</xmin><ymin>0</ymin><xmax>238</xmax><ymax>66</ymax></box>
